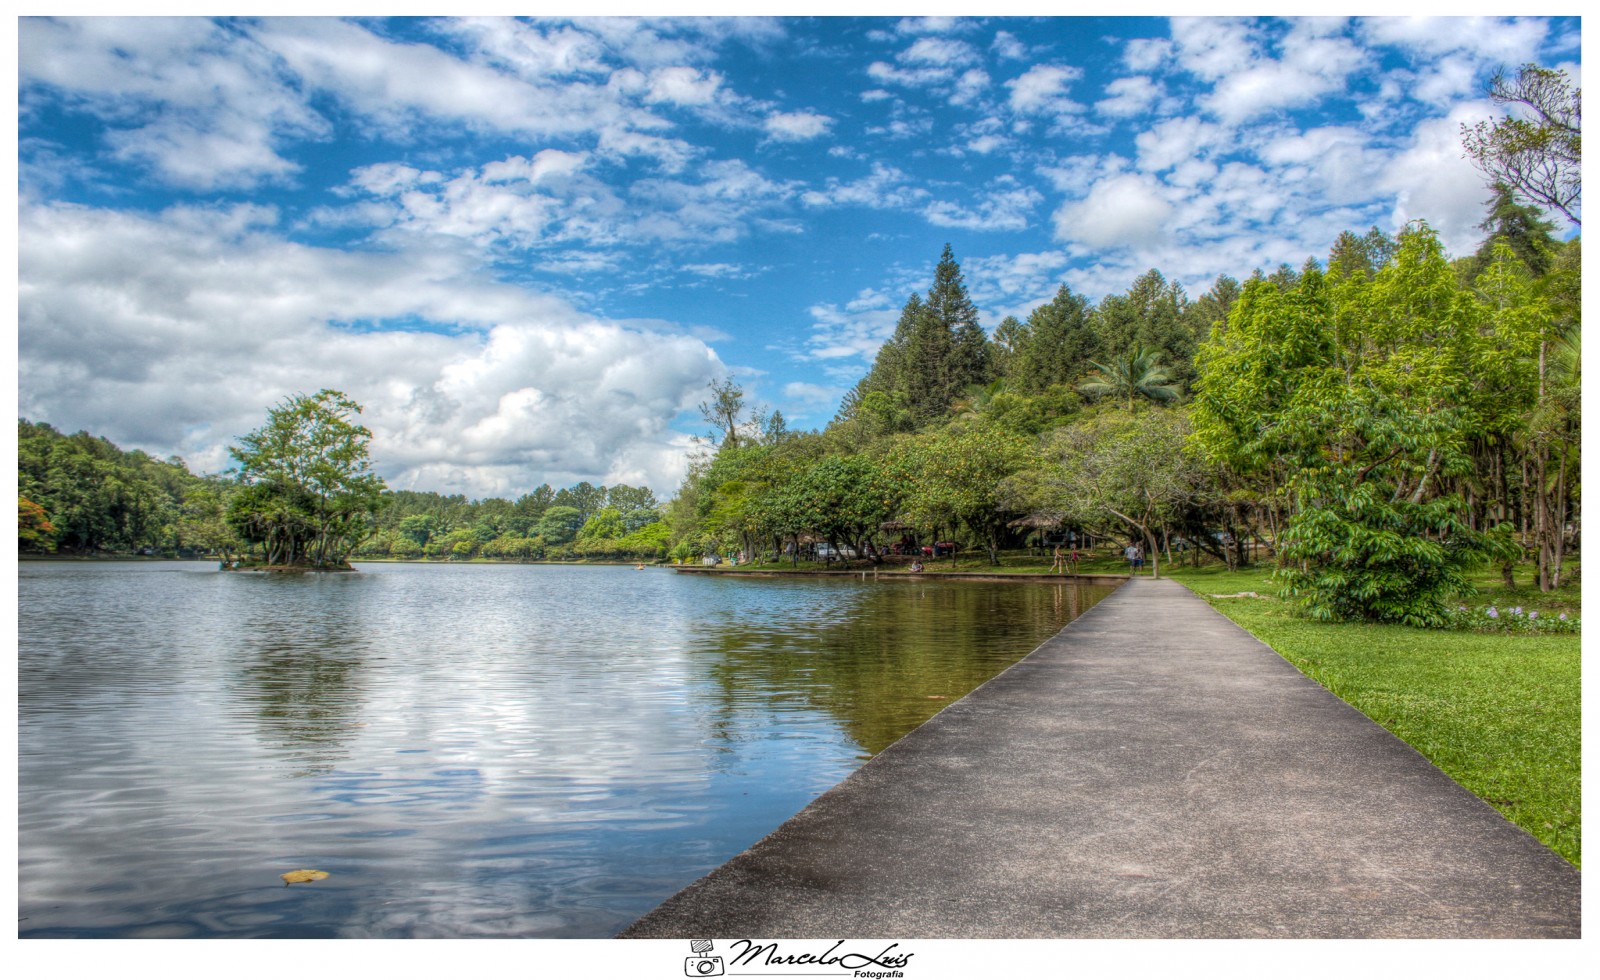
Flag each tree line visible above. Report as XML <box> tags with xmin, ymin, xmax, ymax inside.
<box><xmin>17</xmin><ymin>401</ymin><xmax>673</xmax><ymax>565</ymax></box>
<box><xmin>667</xmin><ymin>183</ymin><xmax>1578</xmax><ymax>624</ymax></box>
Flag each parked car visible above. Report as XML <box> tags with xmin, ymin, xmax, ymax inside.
<box><xmin>814</xmin><ymin>543</ymin><xmax>857</xmax><ymax>560</ymax></box>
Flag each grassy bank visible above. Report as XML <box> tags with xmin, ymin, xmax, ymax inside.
<box><xmin>1164</xmin><ymin>563</ymin><xmax>1581</xmax><ymax>867</ymax></box>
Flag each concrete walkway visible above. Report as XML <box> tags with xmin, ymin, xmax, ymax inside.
<box><xmin>621</xmin><ymin>577</ymin><xmax>1579</xmax><ymax>938</ymax></box>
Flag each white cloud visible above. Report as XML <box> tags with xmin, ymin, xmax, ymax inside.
<box><xmin>1199</xmin><ymin>30</ymin><xmax>1368</xmax><ymax>124</ymax></box>
<box><xmin>1359</xmin><ymin>16</ymin><xmax>1547</xmax><ymax>63</ymax></box>
<box><xmin>800</xmin><ymin>163</ymin><xmax>929</xmax><ymax>211</ymax></box>
<box><xmin>922</xmin><ymin>179</ymin><xmax>1042</xmax><ymax>232</ymax></box>
<box><xmin>900</xmin><ymin>37</ymin><xmax>981</xmax><ymax>67</ymax></box>
<box><xmin>645</xmin><ymin>66</ymin><xmax>724</xmax><ymax>105</ymax></box>
<box><xmin>1006</xmin><ymin>64</ymin><xmax>1085</xmax><ymax>116</ymax></box>
<box><xmin>1376</xmin><ymin>109</ymin><xmax>1502</xmax><ymax>255</ymax></box>
<box><xmin>1170</xmin><ymin>17</ymin><xmax>1257</xmax><ymax>82</ymax></box>
<box><xmin>347</xmin><ymin>151</ymin><xmax>796</xmax><ymax>248</ymax></box>
<box><xmin>867</xmin><ymin>60</ymin><xmax>954</xmax><ymax>89</ymax></box>
<box><xmin>1123</xmin><ymin>37</ymin><xmax>1174</xmax><ymax>72</ymax></box>
<box><xmin>801</xmin><ymin>292</ymin><xmax>901</xmax><ymax>372</ymax></box>
<box><xmin>18</xmin><ymin>17</ymin><xmax>325</xmax><ymax>189</ymax></box>
<box><xmin>18</xmin><ymin>201</ymin><xmax>723</xmax><ymax>497</ymax></box>
<box><xmin>992</xmin><ymin>31</ymin><xmax>1028</xmax><ymax>61</ymax></box>
<box><xmin>783</xmin><ymin>381</ymin><xmax>842</xmax><ymax>405</ymax></box>
<box><xmin>1053</xmin><ymin>172</ymin><xmax>1175</xmax><ymax>249</ymax></box>
<box><xmin>1096</xmin><ymin>76</ymin><xmax>1163</xmax><ymax>118</ymax></box>
<box><xmin>1134</xmin><ymin>116</ymin><xmax>1228</xmax><ymax>173</ymax></box>
<box><xmin>764</xmin><ymin>110</ymin><xmax>833</xmax><ymax>142</ymax></box>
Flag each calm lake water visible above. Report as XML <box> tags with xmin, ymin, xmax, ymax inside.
<box><xmin>17</xmin><ymin>561</ymin><xmax>1113</xmax><ymax>938</ymax></box>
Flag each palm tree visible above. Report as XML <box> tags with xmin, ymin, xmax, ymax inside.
<box><xmin>1077</xmin><ymin>346</ymin><xmax>1182</xmax><ymax>410</ymax></box>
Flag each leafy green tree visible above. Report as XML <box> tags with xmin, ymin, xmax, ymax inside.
<box><xmin>398</xmin><ymin>513</ymin><xmax>437</xmax><ymax>547</ymax></box>
<box><xmin>1091</xmin><ymin>269</ymin><xmax>1196</xmax><ymax>385</ymax></box>
<box><xmin>227</xmin><ymin>389</ymin><xmax>387</xmax><ymax>567</ymax></box>
<box><xmin>1193</xmin><ymin>225</ymin><xmax>1508</xmax><ymax>622</ymax></box>
<box><xmin>699</xmin><ymin>377</ymin><xmax>747</xmax><ymax>448</ymax></box>
<box><xmin>534</xmin><ymin>505</ymin><xmax>584</xmax><ymax>545</ymax></box>
<box><xmin>176</xmin><ymin>476</ymin><xmax>242</xmax><ymax>561</ymax></box>
<box><xmin>886</xmin><ymin>420</ymin><xmax>1032</xmax><ymax>564</ymax></box>
<box><xmin>1006</xmin><ymin>408</ymin><xmax>1200</xmax><ymax>577</ymax></box>
<box><xmin>552</xmin><ymin>482</ymin><xmax>607</xmax><ymax>521</ymax></box>
<box><xmin>577</xmin><ymin>506</ymin><xmax>626</xmax><ymax>542</ymax></box>
<box><xmin>781</xmin><ymin>454</ymin><xmax>891</xmax><ymax>559</ymax></box>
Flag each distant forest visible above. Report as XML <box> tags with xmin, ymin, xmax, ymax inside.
<box><xmin>16</xmin><ymin>418</ymin><xmax>670</xmax><ymax>562</ymax></box>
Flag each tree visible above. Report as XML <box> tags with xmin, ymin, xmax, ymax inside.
<box><xmin>1077</xmin><ymin>346</ymin><xmax>1181</xmax><ymax>411</ymax></box>
<box><xmin>1462</xmin><ymin>64</ymin><xmax>1581</xmax><ymax>224</ymax></box>
<box><xmin>1192</xmin><ymin>225</ymin><xmax>1510</xmax><ymax>623</ymax></box>
<box><xmin>1008</xmin><ymin>409</ymin><xmax>1200</xmax><ymax>578</ymax></box>
<box><xmin>18</xmin><ymin>496</ymin><xmax>55</xmax><ymax>551</ymax></box>
<box><xmin>700</xmin><ymin>377</ymin><xmax>747</xmax><ymax>448</ymax></box>
<box><xmin>534</xmin><ymin>505</ymin><xmax>584</xmax><ymax>546</ymax></box>
<box><xmin>227</xmin><ymin>389</ymin><xmax>387</xmax><ymax>567</ymax></box>
<box><xmin>1091</xmin><ymin>270</ymin><xmax>1196</xmax><ymax>385</ymax></box>
<box><xmin>886</xmin><ymin>420</ymin><xmax>1032</xmax><ymax>565</ymax></box>
<box><xmin>1013</xmin><ymin>283</ymin><xmax>1096</xmax><ymax>393</ymax></box>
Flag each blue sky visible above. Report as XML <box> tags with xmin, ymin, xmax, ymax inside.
<box><xmin>15</xmin><ymin>13</ymin><xmax>1582</xmax><ymax>499</ymax></box>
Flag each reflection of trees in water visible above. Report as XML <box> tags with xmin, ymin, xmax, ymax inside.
<box><xmin>233</xmin><ymin>603</ymin><xmax>373</xmax><ymax>777</ymax></box>
<box><xmin>688</xmin><ymin>581</ymin><xmax>1114</xmax><ymax>756</ymax></box>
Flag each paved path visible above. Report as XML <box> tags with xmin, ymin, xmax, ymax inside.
<box><xmin>621</xmin><ymin>577</ymin><xmax>1579</xmax><ymax>938</ymax></box>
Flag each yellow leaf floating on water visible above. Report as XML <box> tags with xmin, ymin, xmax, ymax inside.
<box><xmin>281</xmin><ymin>869</ymin><xmax>330</xmax><ymax>885</ymax></box>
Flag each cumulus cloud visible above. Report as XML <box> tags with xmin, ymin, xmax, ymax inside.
<box><xmin>18</xmin><ymin>202</ymin><xmax>723</xmax><ymax>496</ymax></box>
<box><xmin>1052</xmin><ymin>172</ymin><xmax>1175</xmax><ymax>250</ymax></box>
<box><xmin>344</xmin><ymin>151</ymin><xmax>797</xmax><ymax>248</ymax></box>
<box><xmin>18</xmin><ymin>17</ymin><xmax>326</xmax><ymax>189</ymax></box>
<box><xmin>1191</xmin><ymin>24</ymin><xmax>1369</xmax><ymax>124</ymax></box>
<box><xmin>800</xmin><ymin>163</ymin><xmax>929</xmax><ymax>211</ymax></box>
<box><xmin>1005</xmin><ymin>64</ymin><xmax>1085</xmax><ymax>116</ymax></box>
<box><xmin>922</xmin><ymin>179</ymin><xmax>1042</xmax><ymax>232</ymax></box>
<box><xmin>764</xmin><ymin>110</ymin><xmax>832</xmax><ymax>142</ymax></box>
<box><xmin>1096</xmin><ymin>76</ymin><xmax>1164</xmax><ymax>118</ymax></box>
<box><xmin>1359</xmin><ymin>16</ymin><xmax>1547</xmax><ymax>62</ymax></box>
<box><xmin>1134</xmin><ymin>116</ymin><xmax>1228</xmax><ymax>173</ymax></box>
<box><xmin>1376</xmin><ymin>109</ymin><xmax>1504</xmax><ymax>255</ymax></box>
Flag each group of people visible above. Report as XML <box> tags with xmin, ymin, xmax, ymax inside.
<box><xmin>1047</xmin><ymin>541</ymin><xmax>1146</xmax><ymax>574</ymax></box>
<box><xmin>1048</xmin><ymin>545</ymin><xmax>1081</xmax><ymax>575</ymax></box>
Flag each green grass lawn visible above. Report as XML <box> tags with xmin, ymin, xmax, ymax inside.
<box><xmin>1165</xmin><ymin>562</ymin><xmax>1581</xmax><ymax>867</ymax></box>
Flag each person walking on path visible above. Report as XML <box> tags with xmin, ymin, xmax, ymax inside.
<box><xmin>1050</xmin><ymin>544</ymin><xmax>1066</xmax><ymax>575</ymax></box>
<box><xmin>1124</xmin><ymin>542</ymin><xmax>1138</xmax><ymax>575</ymax></box>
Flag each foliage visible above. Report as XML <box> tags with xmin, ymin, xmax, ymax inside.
<box><xmin>227</xmin><ymin>389</ymin><xmax>387</xmax><ymax>567</ymax></box>
<box><xmin>1007</xmin><ymin>408</ymin><xmax>1201</xmax><ymax>576</ymax></box>
<box><xmin>18</xmin><ymin>496</ymin><xmax>55</xmax><ymax>551</ymax></box>
<box><xmin>1076</xmin><ymin>345</ymin><xmax>1181</xmax><ymax>410</ymax></box>
<box><xmin>17</xmin><ymin>418</ymin><xmax>203</xmax><ymax>555</ymax></box>
<box><xmin>1191</xmin><ymin>221</ymin><xmax>1571</xmax><ymax>618</ymax></box>
<box><xmin>534</xmin><ymin>505</ymin><xmax>584</xmax><ymax>545</ymax></box>
<box><xmin>884</xmin><ymin>420</ymin><xmax>1033</xmax><ymax>564</ymax></box>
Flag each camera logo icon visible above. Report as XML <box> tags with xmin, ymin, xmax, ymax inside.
<box><xmin>685</xmin><ymin>939</ymin><xmax>725</xmax><ymax>976</ymax></box>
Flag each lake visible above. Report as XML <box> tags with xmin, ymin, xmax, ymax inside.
<box><xmin>17</xmin><ymin>561</ymin><xmax>1114</xmax><ymax>938</ymax></box>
